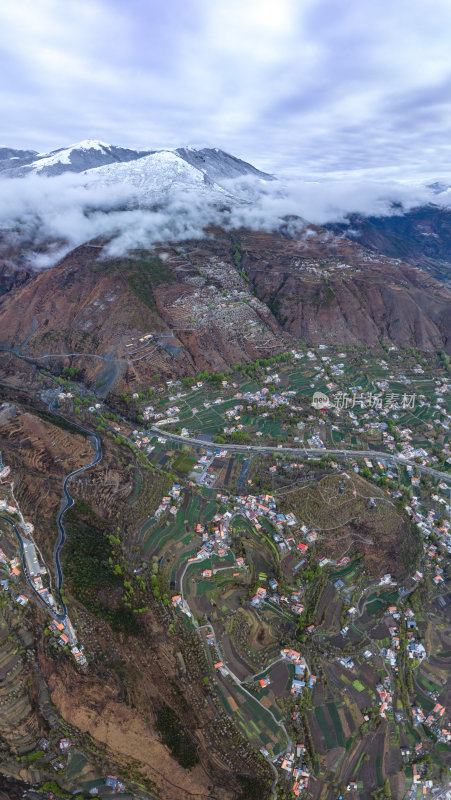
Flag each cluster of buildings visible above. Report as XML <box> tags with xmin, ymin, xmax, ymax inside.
<box><xmin>48</xmin><ymin>617</ymin><xmax>87</xmax><ymax>666</ymax></box>
<box><xmin>290</xmin><ymin>657</ymin><xmax>316</xmax><ymax>695</ymax></box>
<box><xmin>171</xmin><ymin>593</ymin><xmax>192</xmax><ymax>618</ymax></box>
<box><xmin>307</xmin><ymin>433</ymin><xmax>325</xmax><ymax>448</ymax></box>
<box><xmin>422</xmin><ymin>539</ymin><xmax>445</xmax><ymax>586</ymax></box>
<box><xmin>376</xmin><ymin>677</ymin><xmax>393</xmax><ymax>718</ymax></box>
<box><xmin>403</xmin><ymin>608</ymin><xmax>426</xmax><ymax>662</ymax></box>
<box><xmin>189</xmin><ymin>509</ymin><xmax>236</xmax><ymax>563</ymax></box>
<box><xmin>254</xmin><ymin>584</ymin><xmax>306</xmax><ymax>617</ymax></box>
<box><xmin>0</xmin><ymin>545</ymin><xmax>21</xmax><ymax>581</ymax></box>
<box><xmin>0</xmin><ymin>477</ymin><xmax>86</xmax><ymax>668</ymax></box>
<box><xmin>0</xmin><ymin>451</ymin><xmax>10</xmax><ymax>481</ymax></box>
<box><xmin>190</xmin><ymin>451</ymin><xmax>219</xmax><ymax>487</ymax></box>
<box><xmin>412</xmin><ymin>701</ymin><xmax>450</xmax><ymax>743</ymax></box>
<box><xmin>0</xmin><ymin>497</ymin><xmax>19</xmax><ymax>516</ymax></box>
<box><xmin>22</xmin><ymin>535</ymin><xmax>86</xmax><ymax>665</ymax></box>
<box><xmin>233</xmin><ymin>493</ymin><xmax>298</xmax><ymax>542</ymax></box>
<box><xmin>336</xmin><ymin>655</ymin><xmax>355</xmax><ymax>670</ymax></box>
<box><xmin>233</xmin><ymin>386</ymin><xmax>299</xmax><ymax>411</ymax></box>
<box><xmin>216</xmin><ymin>384</ymin><xmax>304</xmax><ymax>435</ymax></box>
<box><xmin>154</xmin><ymin>484</ymin><xmax>182</xmax><ymax>519</ymax></box>
<box><xmin>97</xmin><ymin>775</ymin><xmax>127</xmax><ymax>794</ymax></box>
<box><xmin>147</xmin><ymin>406</ymin><xmax>181</xmax><ymax>427</ymax></box>
<box><xmin>130</xmin><ymin>431</ymin><xmax>153</xmax><ymax>453</ymax></box>
<box><xmin>273</xmin><ymin>747</ymin><xmax>310</xmax><ymax>796</ymax></box>
<box><xmin>380</xmin><ymin>604</ymin><xmax>426</xmax><ymax>668</ymax></box>
<box><xmin>407</xmin><ymin>493</ymin><xmax>451</xmax><ymax>580</ymax></box>
<box><xmin>250</xmin><ymin>586</ymin><xmax>267</xmax><ymax>609</ymax></box>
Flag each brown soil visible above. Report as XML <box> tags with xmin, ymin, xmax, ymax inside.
<box><xmin>47</xmin><ymin>672</ymin><xmax>217</xmax><ymax>800</ymax></box>
<box><xmin>1</xmin><ymin>226</ymin><xmax>450</xmax><ymax>394</ymax></box>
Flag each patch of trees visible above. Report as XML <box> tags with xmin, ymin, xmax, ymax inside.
<box><xmin>61</xmin><ymin>365</ymin><xmax>80</xmax><ymax>380</ymax></box>
<box><xmin>63</xmin><ymin>501</ymin><xmax>141</xmax><ymax>634</ymax></box>
<box><xmin>30</xmin><ymin>404</ymin><xmax>88</xmax><ymax>438</ymax></box>
<box><xmin>236</xmin><ymin>773</ymin><xmax>272</xmax><ymax>800</ymax></box>
<box><xmin>439</xmin><ymin>349</ymin><xmax>450</xmax><ymax>371</ymax></box>
<box><xmin>215</xmin><ymin>430</ymin><xmax>251</xmax><ymax>444</ymax></box>
<box><xmin>371</xmin><ymin>779</ymin><xmax>392</xmax><ymax>800</ymax></box>
<box><xmin>154</xmin><ymin>702</ymin><xmax>199</xmax><ymax>769</ymax></box>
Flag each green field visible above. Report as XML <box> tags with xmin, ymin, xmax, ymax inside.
<box><xmin>375</xmin><ymin>755</ymin><xmax>383</xmax><ymax>786</ymax></box>
<box><xmin>314</xmin><ymin>706</ymin><xmax>335</xmax><ymax>749</ymax></box>
<box><xmin>367</xmin><ymin>599</ymin><xmax>385</xmax><ymax>615</ymax></box>
<box><xmin>173</xmin><ymin>453</ymin><xmax>197</xmax><ymax>474</ymax></box>
<box><xmin>327</xmin><ymin>702</ymin><xmax>345</xmax><ymax>747</ymax></box>
<box><xmin>126</xmin><ymin>472</ymin><xmax>142</xmax><ymax>504</ymax></box>
<box><xmin>214</xmin><ymin>679</ymin><xmax>287</xmax><ymax>756</ymax></box>
<box><xmin>329</xmin><ymin>557</ymin><xmax>361</xmax><ymax>581</ymax></box>
<box><xmin>67</xmin><ymin>749</ymin><xmax>88</xmax><ymax>779</ymax></box>
<box><xmin>142</xmin><ymin>507</ymin><xmax>186</xmax><ymax>554</ymax></box>
<box><xmin>418</xmin><ymin>674</ymin><xmax>442</xmax><ymax>693</ymax></box>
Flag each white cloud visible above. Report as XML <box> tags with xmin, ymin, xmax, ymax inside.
<box><xmin>0</xmin><ymin>167</ymin><xmax>446</xmax><ymax>269</ymax></box>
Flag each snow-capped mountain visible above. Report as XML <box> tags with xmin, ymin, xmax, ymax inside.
<box><xmin>0</xmin><ymin>146</ymin><xmax>39</xmax><ymax>173</ymax></box>
<box><xmin>83</xmin><ymin>148</ymin><xmax>255</xmax><ymax>202</ymax></box>
<box><xmin>174</xmin><ymin>146</ymin><xmax>274</xmax><ymax>182</ymax></box>
<box><xmin>85</xmin><ymin>150</ymin><xmax>217</xmax><ymax>195</ymax></box>
<box><xmin>0</xmin><ymin>139</ymin><xmax>273</xmax><ymax>187</ymax></box>
<box><xmin>8</xmin><ymin>140</ymin><xmax>151</xmax><ymax>177</ymax></box>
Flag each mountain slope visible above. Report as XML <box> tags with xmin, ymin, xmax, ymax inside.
<box><xmin>175</xmin><ymin>146</ymin><xmax>274</xmax><ymax>182</ymax></box>
<box><xmin>0</xmin><ymin>146</ymin><xmax>38</xmax><ymax>173</ymax></box>
<box><xmin>9</xmin><ymin>140</ymin><xmax>152</xmax><ymax>177</ymax></box>
<box><xmin>0</xmin><ymin>225</ymin><xmax>450</xmax><ymax>394</ymax></box>
<box><xmin>236</xmin><ymin>228</ymin><xmax>451</xmax><ymax>350</ymax></box>
<box><xmin>85</xmin><ymin>149</ymin><xmax>225</xmax><ymax>196</ymax></box>
<box><xmin>0</xmin><ymin>240</ymin><xmax>287</xmax><ymax>392</ymax></box>
<box><xmin>0</xmin><ymin>140</ymin><xmax>273</xmax><ymax>187</ymax></box>
<box><xmin>328</xmin><ymin>205</ymin><xmax>451</xmax><ymax>285</ymax></box>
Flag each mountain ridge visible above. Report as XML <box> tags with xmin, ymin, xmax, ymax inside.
<box><xmin>328</xmin><ymin>204</ymin><xmax>451</xmax><ymax>285</ymax></box>
<box><xmin>0</xmin><ymin>226</ymin><xmax>449</xmax><ymax>396</ymax></box>
<box><xmin>0</xmin><ymin>139</ymin><xmax>273</xmax><ymax>183</ymax></box>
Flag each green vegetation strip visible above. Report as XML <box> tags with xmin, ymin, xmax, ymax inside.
<box><xmin>314</xmin><ymin>706</ymin><xmax>335</xmax><ymax>749</ymax></box>
<box><xmin>126</xmin><ymin>472</ymin><xmax>142</xmax><ymax>504</ymax></box>
<box><xmin>375</xmin><ymin>755</ymin><xmax>383</xmax><ymax>787</ymax></box>
<box><xmin>327</xmin><ymin>703</ymin><xmax>345</xmax><ymax>747</ymax></box>
<box><xmin>155</xmin><ymin>702</ymin><xmax>199</xmax><ymax>769</ymax></box>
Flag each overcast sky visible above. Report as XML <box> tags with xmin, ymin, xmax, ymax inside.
<box><xmin>1</xmin><ymin>0</ymin><xmax>451</xmax><ymax>178</ymax></box>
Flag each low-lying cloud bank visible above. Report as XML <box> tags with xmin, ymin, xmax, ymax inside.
<box><xmin>0</xmin><ymin>169</ymin><xmax>450</xmax><ymax>268</ymax></box>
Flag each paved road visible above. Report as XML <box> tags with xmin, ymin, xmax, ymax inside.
<box><xmin>1</xmin><ymin>402</ymin><xmax>102</xmax><ymax>622</ymax></box>
<box><xmin>0</xmin><ymin>516</ymin><xmax>60</xmax><ymax>615</ymax></box>
<box><xmin>49</xmin><ymin>399</ymin><xmax>103</xmax><ymax>616</ymax></box>
<box><xmin>150</xmin><ymin>427</ymin><xmax>451</xmax><ymax>483</ymax></box>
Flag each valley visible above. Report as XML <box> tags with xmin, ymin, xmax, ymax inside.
<box><xmin>0</xmin><ymin>140</ymin><xmax>450</xmax><ymax>800</ymax></box>
<box><xmin>0</xmin><ymin>338</ymin><xmax>449</xmax><ymax>800</ymax></box>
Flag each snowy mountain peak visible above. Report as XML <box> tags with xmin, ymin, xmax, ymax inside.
<box><xmin>0</xmin><ymin>140</ymin><xmax>273</xmax><ymax>189</ymax></box>
<box><xmin>4</xmin><ymin>141</ymin><xmax>151</xmax><ymax>178</ymax></box>
<box><xmin>0</xmin><ymin>147</ymin><xmax>39</xmax><ymax>174</ymax></box>
<box><xmin>35</xmin><ymin>139</ymin><xmax>110</xmax><ymax>156</ymax></box>
<box><xmin>175</xmin><ymin>146</ymin><xmax>274</xmax><ymax>182</ymax></box>
<box><xmin>35</xmin><ymin>142</ymin><xmax>152</xmax><ymax>176</ymax></box>
<box><xmin>85</xmin><ymin>149</ymin><xmax>224</xmax><ymax>199</ymax></box>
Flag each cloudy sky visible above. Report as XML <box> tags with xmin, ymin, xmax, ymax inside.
<box><xmin>1</xmin><ymin>0</ymin><xmax>450</xmax><ymax>178</ymax></box>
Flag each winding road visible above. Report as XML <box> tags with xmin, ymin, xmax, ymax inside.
<box><xmin>1</xmin><ymin>397</ymin><xmax>103</xmax><ymax>622</ymax></box>
<box><xmin>49</xmin><ymin>398</ymin><xmax>103</xmax><ymax>617</ymax></box>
